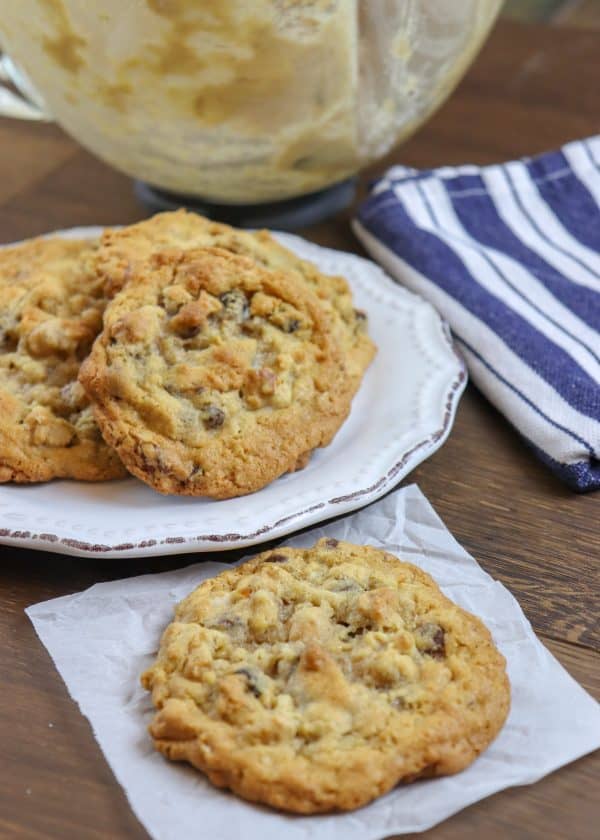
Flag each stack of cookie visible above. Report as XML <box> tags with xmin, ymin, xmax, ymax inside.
<box><xmin>0</xmin><ymin>211</ymin><xmax>375</xmax><ymax>496</ymax></box>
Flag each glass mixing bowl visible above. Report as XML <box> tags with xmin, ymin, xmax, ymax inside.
<box><xmin>0</xmin><ymin>1</ymin><xmax>501</xmax><ymax>211</ymax></box>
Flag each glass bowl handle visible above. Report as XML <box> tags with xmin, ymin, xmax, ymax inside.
<box><xmin>0</xmin><ymin>54</ymin><xmax>52</xmax><ymax>121</ymax></box>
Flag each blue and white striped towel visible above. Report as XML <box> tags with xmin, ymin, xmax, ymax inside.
<box><xmin>354</xmin><ymin>137</ymin><xmax>600</xmax><ymax>492</ymax></box>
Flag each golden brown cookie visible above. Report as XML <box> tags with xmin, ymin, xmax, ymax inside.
<box><xmin>142</xmin><ymin>539</ymin><xmax>510</xmax><ymax>813</ymax></box>
<box><xmin>0</xmin><ymin>236</ymin><xmax>126</xmax><ymax>483</ymax></box>
<box><xmin>96</xmin><ymin>210</ymin><xmax>376</xmax><ymax>389</ymax></box>
<box><xmin>80</xmin><ymin>246</ymin><xmax>354</xmax><ymax>498</ymax></box>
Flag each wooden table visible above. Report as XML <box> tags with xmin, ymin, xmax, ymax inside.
<box><xmin>1</xmin><ymin>19</ymin><xmax>598</xmax><ymax>840</ymax></box>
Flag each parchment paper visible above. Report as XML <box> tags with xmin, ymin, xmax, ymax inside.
<box><xmin>27</xmin><ymin>485</ymin><xmax>600</xmax><ymax>839</ymax></box>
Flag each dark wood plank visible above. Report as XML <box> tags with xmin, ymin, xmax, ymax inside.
<box><xmin>0</xmin><ymin>121</ymin><xmax>76</xmax><ymax>207</ymax></box>
<box><xmin>0</xmin><ymin>18</ymin><xmax>598</xmax><ymax>840</ymax></box>
<box><xmin>0</xmin><ymin>148</ymin><xmax>143</xmax><ymax>242</ymax></box>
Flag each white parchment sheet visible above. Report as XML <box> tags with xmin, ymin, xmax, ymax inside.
<box><xmin>27</xmin><ymin>485</ymin><xmax>600</xmax><ymax>840</ymax></box>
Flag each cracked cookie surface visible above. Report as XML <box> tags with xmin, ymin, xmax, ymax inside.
<box><xmin>0</xmin><ymin>237</ymin><xmax>126</xmax><ymax>482</ymax></box>
<box><xmin>142</xmin><ymin>539</ymin><xmax>510</xmax><ymax>813</ymax></box>
<box><xmin>80</xmin><ymin>247</ymin><xmax>353</xmax><ymax>497</ymax></box>
<box><xmin>96</xmin><ymin>210</ymin><xmax>376</xmax><ymax>389</ymax></box>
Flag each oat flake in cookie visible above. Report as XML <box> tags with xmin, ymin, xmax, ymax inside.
<box><xmin>141</xmin><ymin>540</ymin><xmax>510</xmax><ymax>813</ymax></box>
<box><xmin>0</xmin><ymin>236</ymin><xmax>126</xmax><ymax>482</ymax></box>
<box><xmin>80</xmin><ymin>246</ymin><xmax>354</xmax><ymax>497</ymax></box>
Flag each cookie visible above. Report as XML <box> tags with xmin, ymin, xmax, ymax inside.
<box><xmin>0</xmin><ymin>236</ymin><xmax>126</xmax><ymax>483</ymax></box>
<box><xmin>80</xmin><ymin>246</ymin><xmax>354</xmax><ymax>497</ymax></box>
<box><xmin>96</xmin><ymin>210</ymin><xmax>376</xmax><ymax>388</ymax></box>
<box><xmin>141</xmin><ymin>539</ymin><xmax>510</xmax><ymax>813</ymax></box>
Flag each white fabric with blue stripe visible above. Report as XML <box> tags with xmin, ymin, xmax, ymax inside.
<box><xmin>353</xmin><ymin>137</ymin><xmax>600</xmax><ymax>490</ymax></box>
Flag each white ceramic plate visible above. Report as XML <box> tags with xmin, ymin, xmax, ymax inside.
<box><xmin>0</xmin><ymin>227</ymin><xmax>466</xmax><ymax>558</ymax></box>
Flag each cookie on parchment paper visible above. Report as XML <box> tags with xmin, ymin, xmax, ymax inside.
<box><xmin>141</xmin><ymin>539</ymin><xmax>510</xmax><ymax>813</ymax></box>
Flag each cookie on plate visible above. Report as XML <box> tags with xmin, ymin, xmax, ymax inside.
<box><xmin>141</xmin><ymin>539</ymin><xmax>510</xmax><ymax>813</ymax></box>
<box><xmin>80</xmin><ymin>246</ymin><xmax>354</xmax><ymax>497</ymax></box>
<box><xmin>96</xmin><ymin>210</ymin><xmax>376</xmax><ymax>389</ymax></box>
<box><xmin>0</xmin><ymin>236</ymin><xmax>126</xmax><ymax>483</ymax></box>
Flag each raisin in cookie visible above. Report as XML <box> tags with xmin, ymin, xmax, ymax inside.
<box><xmin>142</xmin><ymin>539</ymin><xmax>510</xmax><ymax>813</ymax></box>
<box><xmin>96</xmin><ymin>210</ymin><xmax>376</xmax><ymax>389</ymax></box>
<box><xmin>80</xmin><ymin>247</ymin><xmax>353</xmax><ymax>498</ymax></box>
<box><xmin>0</xmin><ymin>237</ymin><xmax>126</xmax><ymax>482</ymax></box>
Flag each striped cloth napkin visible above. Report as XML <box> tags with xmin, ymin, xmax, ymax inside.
<box><xmin>353</xmin><ymin>137</ymin><xmax>600</xmax><ymax>492</ymax></box>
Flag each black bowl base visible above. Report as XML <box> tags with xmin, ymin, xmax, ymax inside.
<box><xmin>133</xmin><ymin>178</ymin><xmax>357</xmax><ymax>231</ymax></box>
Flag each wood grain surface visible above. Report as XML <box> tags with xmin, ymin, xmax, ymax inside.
<box><xmin>0</xmin><ymin>19</ymin><xmax>598</xmax><ymax>840</ymax></box>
